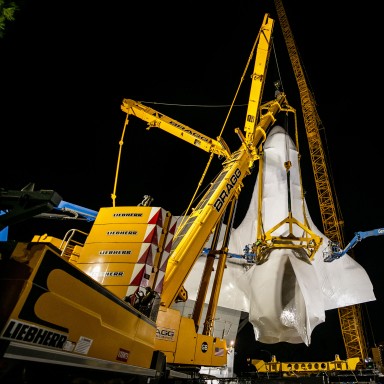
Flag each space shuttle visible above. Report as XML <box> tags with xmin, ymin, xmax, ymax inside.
<box><xmin>181</xmin><ymin>125</ymin><xmax>375</xmax><ymax>345</ymax></box>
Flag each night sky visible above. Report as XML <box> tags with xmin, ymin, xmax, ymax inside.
<box><xmin>1</xmin><ymin>0</ymin><xmax>382</xmax><ymax>371</ymax></box>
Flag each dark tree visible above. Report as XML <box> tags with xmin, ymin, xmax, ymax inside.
<box><xmin>0</xmin><ymin>0</ymin><xmax>19</xmax><ymax>38</ymax></box>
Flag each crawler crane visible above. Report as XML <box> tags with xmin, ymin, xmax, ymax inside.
<box><xmin>0</xmin><ymin>14</ymin><xmax>286</xmax><ymax>383</ymax></box>
<box><xmin>274</xmin><ymin>0</ymin><xmax>369</xmax><ymax>366</ymax></box>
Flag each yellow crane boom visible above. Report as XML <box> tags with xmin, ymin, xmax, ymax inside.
<box><xmin>274</xmin><ymin>0</ymin><xmax>368</xmax><ymax>365</ymax></box>
<box><xmin>121</xmin><ymin>14</ymin><xmax>278</xmax><ymax>309</ymax></box>
<box><xmin>121</xmin><ymin>99</ymin><xmax>232</xmax><ymax>160</ymax></box>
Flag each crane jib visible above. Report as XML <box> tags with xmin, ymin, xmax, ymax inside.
<box><xmin>124</xmin><ymin>99</ymin><xmax>212</xmax><ymax>143</ymax></box>
<box><xmin>213</xmin><ymin>168</ymin><xmax>241</xmax><ymax>212</ymax></box>
<box><xmin>168</xmin><ymin>120</ymin><xmax>211</xmax><ymax>143</ymax></box>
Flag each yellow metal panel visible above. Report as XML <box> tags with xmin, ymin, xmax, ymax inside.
<box><xmin>253</xmin><ymin>357</ymin><xmax>360</xmax><ymax>374</ymax></box>
<box><xmin>4</xmin><ymin>246</ymin><xmax>156</xmax><ymax>368</ymax></box>
<box><xmin>193</xmin><ymin>334</ymin><xmax>215</xmax><ymax>366</ymax></box>
<box><xmin>79</xmin><ymin>242</ymin><xmax>157</xmax><ymax>264</ymax></box>
<box><xmin>154</xmin><ymin>307</ymin><xmax>181</xmax><ymax>361</ymax></box>
<box><xmin>95</xmin><ymin>206</ymin><xmax>169</xmax><ymax>226</ymax></box>
<box><xmin>68</xmin><ymin>245</ymin><xmax>82</xmax><ymax>264</ymax></box>
<box><xmin>173</xmin><ymin>316</ymin><xmax>197</xmax><ymax>365</ymax></box>
<box><xmin>31</xmin><ymin>234</ymin><xmax>64</xmax><ymax>249</ymax></box>
<box><xmin>85</xmin><ymin>223</ymin><xmax>162</xmax><ymax>244</ymax></box>
<box><xmin>69</xmin><ymin>255</ymin><xmax>79</xmax><ymax>264</ymax></box>
<box><xmin>103</xmin><ymin>285</ymin><xmax>130</xmax><ymax>298</ymax></box>
<box><xmin>36</xmin><ymin>269</ymin><xmax>155</xmax><ymax>367</ymax></box>
<box><xmin>76</xmin><ymin>262</ymin><xmax>149</xmax><ymax>287</ymax></box>
<box><xmin>210</xmin><ymin>338</ymin><xmax>227</xmax><ymax>367</ymax></box>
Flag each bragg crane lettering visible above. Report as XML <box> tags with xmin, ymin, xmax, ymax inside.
<box><xmin>213</xmin><ymin>168</ymin><xmax>242</xmax><ymax>212</ymax></box>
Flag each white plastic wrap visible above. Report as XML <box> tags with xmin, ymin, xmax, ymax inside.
<box><xmin>183</xmin><ymin>125</ymin><xmax>376</xmax><ymax>345</ymax></box>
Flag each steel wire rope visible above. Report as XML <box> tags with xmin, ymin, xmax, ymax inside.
<box><xmin>272</xmin><ymin>34</ymin><xmax>323</xmax><ymax>256</ymax></box>
<box><xmin>174</xmin><ymin>30</ymin><xmax>264</xmax><ymax>235</ymax></box>
<box><xmin>269</xmin><ymin>38</ymin><xmax>315</xmax><ymax>255</ymax></box>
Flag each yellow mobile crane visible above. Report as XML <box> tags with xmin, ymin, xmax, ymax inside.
<box><xmin>117</xmin><ymin>13</ymin><xmax>281</xmax><ymax>369</ymax></box>
<box><xmin>273</xmin><ymin>0</ymin><xmax>369</xmax><ymax>367</ymax></box>
<box><xmin>0</xmin><ymin>13</ymin><xmax>287</xmax><ymax>383</ymax></box>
